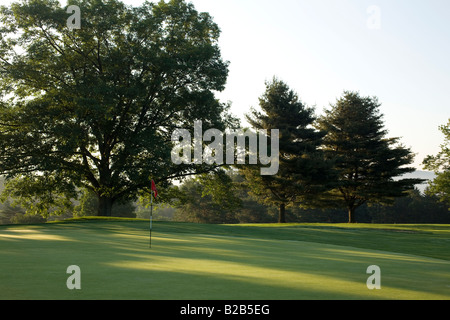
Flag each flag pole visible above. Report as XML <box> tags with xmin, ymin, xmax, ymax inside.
<box><xmin>149</xmin><ymin>189</ymin><xmax>153</xmax><ymax>248</ymax></box>
<box><xmin>149</xmin><ymin>179</ymin><xmax>157</xmax><ymax>249</ymax></box>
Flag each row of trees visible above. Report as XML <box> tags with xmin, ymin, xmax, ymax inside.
<box><xmin>0</xmin><ymin>0</ymin><xmax>448</xmax><ymax>224</ymax></box>
<box><xmin>147</xmin><ymin>175</ymin><xmax>450</xmax><ymax>224</ymax></box>
<box><xmin>4</xmin><ymin>77</ymin><xmax>447</xmax><ymax>224</ymax></box>
<box><xmin>166</xmin><ymin>80</ymin><xmax>448</xmax><ymax>224</ymax></box>
<box><xmin>3</xmin><ymin>169</ymin><xmax>448</xmax><ymax>224</ymax></box>
<box><xmin>234</xmin><ymin>79</ymin><xmax>425</xmax><ymax>223</ymax></box>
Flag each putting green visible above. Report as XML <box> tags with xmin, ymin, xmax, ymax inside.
<box><xmin>0</xmin><ymin>220</ymin><xmax>449</xmax><ymax>300</ymax></box>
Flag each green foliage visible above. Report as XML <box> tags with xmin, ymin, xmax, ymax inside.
<box><xmin>0</xmin><ymin>0</ymin><xmax>436</xmax><ymax>224</ymax></box>
<box><xmin>289</xmin><ymin>188</ymin><xmax>450</xmax><ymax>223</ymax></box>
<box><xmin>0</xmin><ymin>199</ymin><xmax>26</xmax><ymax>224</ymax></box>
<box><xmin>9</xmin><ymin>212</ymin><xmax>46</xmax><ymax>224</ymax></box>
<box><xmin>0</xmin><ymin>0</ymin><xmax>234</xmax><ymax>217</ymax></box>
<box><xmin>74</xmin><ymin>188</ymin><xmax>136</xmax><ymax>217</ymax></box>
<box><xmin>196</xmin><ymin>169</ymin><xmax>242</xmax><ymax>212</ymax></box>
<box><xmin>173</xmin><ymin>170</ymin><xmax>242</xmax><ymax>223</ymax></box>
<box><xmin>423</xmin><ymin>119</ymin><xmax>450</xmax><ymax>207</ymax></box>
<box><xmin>0</xmin><ymin>174</ymin><xmax>77</xmax><ymax>217</ymax></box>
<box><xmin>73</xmin><ymin>188</ymin><xmax>98</xmax><ymax>217</ymax></box>
<box><xmin>425</xmin><ymin>171</ymin><xmax>450</xmax><ymax>207</ymax></box>
<box><xmin>239</xmin><ymin>78</ymin><xmax>334</xmax><ymax>222</ymax></box>
<box><xmin>316</xmin><ymin>91</ymin><xmax>423</xmax><ymax>222</ymax></box>
<box><xmin>135</xmin><ymin>202</ymin><xmax>176</xmax><ymax>221</ymax></box>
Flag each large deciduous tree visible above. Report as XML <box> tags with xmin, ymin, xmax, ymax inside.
<box><xmin>317</xmin><ymin>91</ymin><xmax>423</xmax><ymax>223</ymax></box>
<box><xmin>0</xmin><ymin>0</ymin><xmax>235</xmax><ymax>216</ymax></box>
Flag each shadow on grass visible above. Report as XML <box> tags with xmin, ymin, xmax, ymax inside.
<box><xmin>0</xmin><ymin>221</ymin><xmax>449</xmax><ymax>300</ymax></box>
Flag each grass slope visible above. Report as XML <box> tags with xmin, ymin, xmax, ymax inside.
<box><xmin>0</xmin><ymin>218</ymin><xmax>449</xmax><ymax>300</ymax></box>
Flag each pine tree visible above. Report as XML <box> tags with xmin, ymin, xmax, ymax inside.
<box><xmin>239</xmin><ymin>78</ymin><xmax>333</xmax><ymax>223</ymax></box>
<box><xmin>317</xmin><ymin>91</ymin><xmax>423</xmax><ymax>223</ymax></box>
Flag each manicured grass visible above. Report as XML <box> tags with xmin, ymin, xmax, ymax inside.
<box><xmin>0</xmin><ymin>218</ymin><xmax>449</xmax><ymax>300</ymax></box>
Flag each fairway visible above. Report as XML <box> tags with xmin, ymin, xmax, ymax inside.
<box><xmin>0</xmin><ymin>219</ymin><xmax>449</xmax><ymax>300</ymax></box>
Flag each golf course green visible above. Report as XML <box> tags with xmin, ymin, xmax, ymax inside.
<box><xmin>0</xmin><ymin>218</ymin><xmax>449</xmax><ymax>300</ymax></box>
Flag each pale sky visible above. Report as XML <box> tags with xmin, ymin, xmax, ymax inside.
<box><xmin>2</xmin><ymin>0</ymin><xmax>449</xmax><ymax>169</ymax></box>
<box><xmin>183</xmin><ymin>0</ymin><xmax>450</xmax><ymax>170</ymax></box>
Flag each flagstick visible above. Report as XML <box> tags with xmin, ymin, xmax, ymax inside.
<box><xmin>149</xmin><ymin>190</ymin><xmax>153</xmax><ymax>249</ymax></box>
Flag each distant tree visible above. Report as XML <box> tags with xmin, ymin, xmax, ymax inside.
<box><xmin>74</xmin><ymin>188</ymin><xmax>98</xmax><ymax>217</ymax></box>
<box><xmin>173</xmin><ymin>170</ymin><xmax>241</xmax><ymax>223</ymax></box>
<box><xmin>0</xmin><ymin>199</ymin><xmax>26</xmax><ymax>224</ymax></box>
<box><xmin>0</xmin><ymin>0</ymin><xmax>235</xmax><ymax>217</ymax></box>
<box><xmin>239</xmin><ymin>78</ymin><xmax>335</xmax><ymax>223</ymax></box>
<box><xmin>230</xmin><ymin>172</ymin><xmax>275</xmax><ymax>223</ymax></box>
<box><xmin>196</xmin><ymin>169</ymin><xmax>242</xmax><ymax>213</ymax></box>
<box><xmin>316</xmin><ymin>91</ymin><xmax>423</xmax><ymax>223</ymax></box>
<box><xmin>422</xmin><ymin>119</ymin><xmax>450</xmax><ymax>208</ymax></box>
<box><xmin>0</xmin><ymin>174</ymin><xmax>76</xmax><ymax>218</ymax></box>
<box><xmin>364</xmin><ymin>188</ymin><xmax>449</xmax><ymax>223</ymax></box>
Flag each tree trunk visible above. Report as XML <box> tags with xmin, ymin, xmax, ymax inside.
<box><xmin>348</xmin><ymin>206</ymin><xmax>356</xmax><ymax>223</ymax></box>
<box><xmin>278</xmin><ymin>203</ymin><xmax>286</xmax><ymax>223</ymax></box>
<box><xmin>98</xmin><ymin>196</ymin><xmax>114</xmax><ymax>217</ymax></box>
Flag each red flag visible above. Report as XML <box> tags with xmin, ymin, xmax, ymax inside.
<box><xmin>151</xmin><ymin>180</ymin><xmax>158</xmax><ymax>198</ymax></box>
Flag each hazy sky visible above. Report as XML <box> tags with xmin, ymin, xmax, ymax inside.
<box><xmin>180</xmin><ymin>0</ymin><xmax>450</xmax><ymax>170</ymax></box>
<box><xmin>3</xmin><ymin>0</ymin><xmax>449</xmax><ymax>169</ymax></box>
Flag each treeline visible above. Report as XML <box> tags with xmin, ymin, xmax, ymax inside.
<box><xmin>2</xmin><ymin>0</ymin><xmax>449</xmax><ymax>225</ymax></box>
<box><xmin>1</xmin><ymin>172</ymin><xmax>448</xmax><ymax>225</ymax></box>
<box><xmin>141</xmin><ymin>172</ymin><xmax>450</xmax><ymax>224</ymax></box>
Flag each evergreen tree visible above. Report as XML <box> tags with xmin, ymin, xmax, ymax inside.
<box><xmin>317</xmin><ymin>91</ymin><xmax>423</xmax><ymax>223</ymax></box>
<box><xmin>239</xmin><ymin>78</ymin><xmax>334</xmax><ymax>223</ymax></box>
